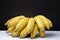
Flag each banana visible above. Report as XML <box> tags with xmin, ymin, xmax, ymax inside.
<box><xmin>30</xmin><ymin>23</ymin><xmax>38</xmax><ymax>38</ymax></box>
<box><xmin>39</xmin><ymin>31</ymin><xmax>45</xmax><ymax>38</ymax></box>
<box><xmin>12</xmin><ymin>17</ymin><xmax>29</xmax><ymax>37</ymax></box>
<box><xmin>36</xmin><ymin>15</ymin><xmax>50</xmax><ymax>30</ymax></box>
<box><xmin>46</xmin><ymin>19</ymin><xmax>53</xmax><ymax>27</ymax></box>
<box><xmin>5</xmin><ymin>15</ymin><xmax>25</xmax><ymax>26</ymax></box>
<box><xmin>14</xmin><ymin>18</ymin><xmax>29</xmax><ymax>32</ymax></box>
<box><xmin>7</xmin><ymin>16</ymin><xmax>25</xmax><ymax>28</ymax></box>
<box><xmin>34</xmin><ymin>16</ymin><xmax>45</xmax><ymax>31</ymax></box>
<box><xmin>20</xmin><ymin>18</ymin><xmax>35</xmax><ymax>38</ymax></box>
<box><xmin>12</xmin><ymin>30</ymin><xmax>20</xmax><ymax>37</ymax></box>
<box><xmin>34</xmin><ymin>17</ymin><xmax>45</xmax><ymax>37</ymax></box>
<box><xmin>6</xmin><ymin>26</ymin><xmax>15</xmax><ymax>33</ymax></box>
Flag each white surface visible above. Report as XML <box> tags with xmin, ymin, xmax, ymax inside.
<box><xmin>0</xmin><ymin>31</ymin><xmax>60</xmax><ymax>40</ymax></box>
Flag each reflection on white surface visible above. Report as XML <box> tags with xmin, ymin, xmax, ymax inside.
<box><xmin>0</xmin><ymin>31</ymin><xmax>60</xmax><ymax>40</ymax></box>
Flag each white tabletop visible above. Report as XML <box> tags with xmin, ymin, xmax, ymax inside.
<box><xmin>0</xmin><ymin>31</ymin><xmax>60</xmax><ymax>40</ymax></box>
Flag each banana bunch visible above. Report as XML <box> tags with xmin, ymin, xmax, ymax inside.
<box><xmin>5</xmin><ymin>15</ymin><xmax>53</xmax><ymax>38</ymax></box>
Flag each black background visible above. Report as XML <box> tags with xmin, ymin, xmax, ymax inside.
<box><xmin>0</xmin><ymin>0</ymin><xmax>60</xmax><ymax>30</ymax></box>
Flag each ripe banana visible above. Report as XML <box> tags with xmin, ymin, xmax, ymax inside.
<box><xmin>46</xmin><ymin>18</ymin><xmax>53</xmax><ymax>27</ymax></box>
<box><xmin>20</xmin><ymin>18</ymin><xmax>35</xmax><ymax>38</ymax></box>
<box><xmin>5</xmin><ymin>15</ymin><xmax>24</xmax><ymax>26</ymax></box>
<box><xmin>12</xmin><ymin>17</ymin><xmax>29</xmax><ymax>37</ymax></box>
<box><xmin>14</xmin><ymin>18</ymin><xmax>29</xmax><ymax>32</ymax></box>
<box><xmin>7</xmin><ymin>16</ymin><xmax>25</xmax><ymax>28</ymax></box>
<box><xmin>12</xmin><ymin>30</ymin><xmax>20</xmax><ymax>37</ymax></box>
<box><xmin>36</xmin><ymin>15</ymin><xmax>50</xmax><ymax>30</ymax></box>
<box><xmin>30</xmin><ymin>23</ymin><xmax>38</xmax><ymax>38</ymax></box>
<box><xmin>6</xmin><ymin>26</ymin><xmax>15</xmax><ymax>33</ymax></box>
<box><xmin>34</xmin><ymin>17</ymin><xmax>45</xmax><ymax>37</ymax></box>
<box><xmin>39</xmin><ymin>31</ymin><xmax>45</xmax><ymax>38</ymax></box>
<box><xmin>6</xmin><ymin>17</ymin><xmax>25</xmax><ymax>33</ymax></box>
<box><xmin>34</xmin><ymin>16</ymin><xmax>45</xmax><ymax>31</ymax></box>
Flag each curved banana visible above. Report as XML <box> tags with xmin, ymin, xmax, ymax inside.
<box><xmin>7</xmin><ymin>17</ymin><xmax>25</xmax><ymax>28</ymax></box>
<box><xmin>47</xmin><ymin>19</ymin><xmax>53</xmax><ymax>27</ymax></box>
<box><xmin>12</xmin><ymin>17</ymin><xmax>29</xmax><ymax>37</ymax></box>
<box><xmin>30</xmin><ymin>23</ymin><xmax>38</xmax><ymax>38</ymax></box>
<box><xmin>14</xmin><ymin>18</ymin><xmax>29</xmax><ymax>32</ymax></box>
<box><xmin>5</xmin><ymin>15</ymin><xmax>26</xmax><ymax>33</ymax></box>
<box><xmin>34</xmin><ymin>16</ymin><xmax>45</xmax><ymax>31</ymax></box>
<box><xmin>6</xmin><ymin>17</ymin><xmax>25</xmax><ymax>33</ymax></box>
<box><xmin>12</xmin><ymin>17</ymin><xmax>28</xmax><ymax>37</ymax></box>
<box><xmin>20</xmin><ymin>18</ymin><xmax>35</xmax><ymax>38</ymax></box>
<box><xmin>39</xmin><ymin>31</ymin><xmax>45</xmax><ymax>38</ymax></box>
<box><xmin>34</xmin><ymin>17</ymin><xmax>45</xmax><ymax>37</ymax></box>
<box><xmin>5</xmin><ymin>15</ymin><xmax>25</xmax><ymax>26</ymax></box>
<box><xmin>6</xmin><ymin>26</ymin><xmax>15</xmax><ymax>33</ymax></box>
<box><xmin>36</xmin><ymin>15</ymin><xmax>50</xmax><ymax>30</ymax></box>
<box><xmin>12</xmin><ymin>30</ymin><xmax>20</xmax><ymax>37</ymax></box>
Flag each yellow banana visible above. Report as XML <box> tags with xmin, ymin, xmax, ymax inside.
<box><xmin>30</xmin><ymin>23</ymin><xmax>38</xmax><ymax>38</ymax></box>
<box><xmin>39</xmin><ymin>31</ymin><xmax>45</xmax><ymax>38</ymax></box>
<box><xmin>14</xmin><ymin>18</ymin><xmax>29</xmax><ymax>32</ymax></box>
<box><xmin>34</xmin><ymin>17</ymin><xmax>45</xmax><ymax>38</ymax></box>
<box><xmin>7</xmin><ymin>16</ymin><xmax>25</xmax><ymax>28</ymax></box>
<box><xmin>36</xmin><ymin>15</ymin><xmax>50</xmax><ymax>30</ymax></box>
<box><xmin>6</xmin><ymin>26</ymin><xmax>15</xmax><ymax>33</ymax></box>
<box><xmin>12</xmin><ymin>17</ymin><xmax>29</xmax><ymax>37</ymax></box>
<box><xmin>8</xmin><ymin>17</ymin><xmax>25</xmax><ymax>28</ymax></box>
<box><xmin>34</xmin><ymin>17</ymin><xmax>45</xmax><ymax>31</ymax></box>
<box><xmin>12</xmin><ymin>30</ymin><xmax>20</xmax><ymax>37</ymax></box>
<box><xmin>20</xmin><ymin>18</ymin><xmax>35</xmax><ymax>38</ymax></box>
<box><xmin>47</xmin><ymin>18</ymin><xmax>53</xmax><ymax>27</ymax></box>
<box><xmin>5</xmin><ymin>15</ymin><xmax>25</xmax><ymax>26</ymax></box>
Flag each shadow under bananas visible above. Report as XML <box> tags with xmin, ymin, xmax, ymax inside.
<box><xmin>36</xmin><ymin>33</ymin><xmax>56</xmax><ymax>38</ymax></box>
<box><xmin>7</xmin><ymin>32</ymin><xmax>56</xmax><ymax>38</ymax></box>
<box><xmin>45</xmin><ymin>33</ymin><xmax>56</xmax><ymax>38</ymax></box>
